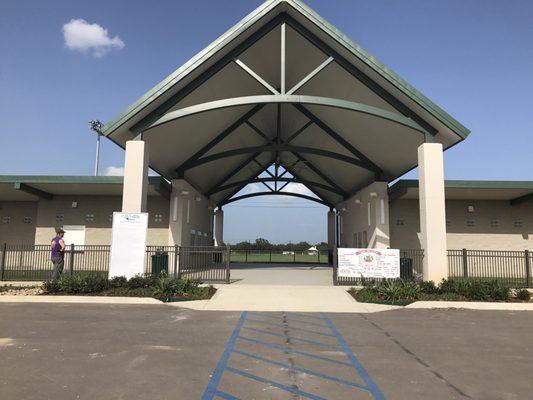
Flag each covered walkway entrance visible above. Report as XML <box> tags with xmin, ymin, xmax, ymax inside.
<box><xmin>231</xmin><ymin>263</ymin><xmax>331</xmax><ymax>286</ymax></box>
<box><xmin>101</xmin><ymin>0</ymin><xmax>469</xmax><ymax>283</ymax></box>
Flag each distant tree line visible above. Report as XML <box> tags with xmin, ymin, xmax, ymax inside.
<box><xmin>229</xmin><ymin>238</ymin><xmax>328</xmax><ymax>251</ymax></box>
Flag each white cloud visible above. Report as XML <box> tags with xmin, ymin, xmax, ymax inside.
<box><xmin>63</xmin><ymin>19</ymin><xmax>124</xmax><ymax>57</ymax></box>
<box><xmin>103</xmin><ymin>166</ymin><xmax>124</xmax><ymax>176</ymax></box>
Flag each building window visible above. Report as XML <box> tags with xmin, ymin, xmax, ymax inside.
<box><xmin>2</xmin><ymin>216</ymin><xmax>11</xmax><ymax>224</ymax></box>
<box><xmin>446</xmin><ymin>219</ymin><xmax>451</xmax><ymax>227</ymax></box>
<box><xmin>395</xmin><ymin>218</ymin><xmax>405</xmax><ymax>226</ymax></box>
<box><xmin>55</xmin><ymin>213</ymin><xmax>64</xmax><ymax>222</ymax></box>
<box><xmin>85</xmin><ymin>214</ymin><xmax>95</xmax><ymax>222</ymax></box>
<box><xmin>23</xmin><ymin>216</ymin><xmax>32</xmax><ymax>224</ymax></box>
<box><xmin>489</xmin><ymin>218</ymin><xmax>499</xmax><ymax>228</ymax></box>
<box><xmin>154</xmin><ymin>213</ymin><xmax>163</xmax><ymax>222</ymax></box>
<box><xmin>466</xmin><ymin>219</ymin><xmax>475</xmax><ymax>227</ymax></box>
<box><xmin>513</xmin><ymin>219</ymin><xmax>523</xmax><ymax>228</ymax></box>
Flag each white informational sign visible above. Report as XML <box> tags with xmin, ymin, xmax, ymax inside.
<box><xmin>62</xmin><ymin>225</ymin><xmax>86</xmax><ymax>246</ymax></box>
<box><xmin>109</xmin><ymin>212</ymin><xmax>148</xmax><ymax>279</ymax></box>
<box><xmin>337</xmin><ymin>248</ymin><xmax>400</xmax><ymax>279</ymax></box>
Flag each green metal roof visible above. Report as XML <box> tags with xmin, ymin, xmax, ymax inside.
<box><xmin>0</xmin><ymin>176</ymin><xmax>165</xmax><ymax>185</ymax></box>
<box><xmin>101</xmin><ymin>0</ymin><xmax>470</xmax><ymax>139</ymax></box>
<box><xmin>390</xmin><ymin>179</ymin><xmax>533</xmax><ymax>192</ymax></box>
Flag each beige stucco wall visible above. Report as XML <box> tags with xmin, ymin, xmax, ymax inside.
<box><xmin>168</xmin><ymin>180</ymin><xmax>213</xmax><ymax>247</ymax></box>
<box><xmin>336</xmin><ymin>182</ymin><xmax>390</xmax><ymax>249</ymax></box>
<box><xmin>390</xmin><ymin>199</ymin><xmax>533</xmax><ymax>250</ymax></box>
<box><xmin>0</xmin><ymin>201</ymin><xmax>38</xmax><ymax>244</ymax></box>
<box><xmin>32</xmin><ymin>195</ymin><xmax>169</xmax><ymax>246</ymax></box>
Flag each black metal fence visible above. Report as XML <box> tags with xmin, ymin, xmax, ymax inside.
<box><xmin>333</xmin><ymin>249</ymin><xmax>424</xmax><ymax>286</ymax></box>
<box><xmin>230</xmin><ymin>249</ymin><xmax>329</xmax><ymax>264</ymax></box>
<box><xmin>448</xmin><ymin>249</ymin><xmax>532</xmax><ymax>288</ymax></box>
<box><xmin>179</xmin><ymin>246</ymin><xmax>230</xmax><ymax>283</ymax></box>
<box><xmin>0</xmin><ymin>244</ymin><xmax>230</xmax><ymax>283</ymax></box>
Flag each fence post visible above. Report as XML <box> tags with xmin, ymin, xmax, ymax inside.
<box><xmin>225</xmin><ymin>245</ymin><xmax>230</xmax><ymax>284</ymax></box>
<box><xmin>245</xmin><ymin>249</ymin><xmax>248</xmax><ymax>263</ymax></box>
<box><xmin>525</xmin><ymin>250</ymin><xmax>531</xmax><ymax>288</ymax></box>
<box><xmin>173</xmin><ymin>245</ymin><xmax>179</xmax><ymax>279</ymax></box>
<box><xmin>177</xmin><ymin>246</ymin><xmax>183</xmax><ymax>280</ymax></box>
<box><xmin>293</xmin><ymin>251</ymin><xmax>296</xmax><ymax>263</ymax></box>
<box><xmin>462</xmin><ymin>248</ymin><xmax>468</xmax><ymax>278</ymax></box>
<box><xmin>69</xmin><ymin>243</ymin><xmax>75</xmax><ymax>276</ymax></box>
<box><xmin>0</xmin><ymin>243</ymin><xmax>6</xmax><ymax>281</ymax></box>
<box><xmin>332</xmin><ymin>247</ymin><xmax>338</xmax><ymax>285</ymax></box>
<box><xmin>269</xmin><ymin>249</ymin><xmax>272</xmax><ymax>263</ymax></box>
<box><xmin>317</xmin><ymin>250</ymin><xmax>320</xmax><ymax>263</ymax></box>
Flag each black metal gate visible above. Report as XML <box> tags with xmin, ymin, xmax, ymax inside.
<box><xmin>178</xmin><ymin>245</ymin><xmax>231</xmax><ymax>283</ymax></box>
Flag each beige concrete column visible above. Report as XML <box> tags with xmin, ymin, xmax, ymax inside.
<box><xmin>418</xmin><ymin>143</ymin><xmax>448</xmax><ymax>282</ymax></box>
<box><xmin>214</xmin><ymin>209</ymin><xmax>224</xmax><ymax>246</ymax></box>
<box><xmin>327</xmin><ymin>210</ymin><xmax>336</xmax><ymax>250</ymax></box>
<box><xmin>122</xmin><ymin>140</ymin><xmax>149</xmax><ymax>213</ymax></box>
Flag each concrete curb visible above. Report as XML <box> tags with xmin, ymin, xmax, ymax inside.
<box><xmin>0</xmin><ymin>295</ymin><xmax>163</xmax><ymax>305</ymax></box>
<box><xmin>405</xmin><ymin>301</ymin><xmax>533</xmax><ymax>311</ymax></box>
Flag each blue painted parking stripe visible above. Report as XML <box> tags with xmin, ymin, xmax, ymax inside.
<box><xmin>201</xmin><ymin>312</ymin><xmax>248</xmax><ymax>400</ymax></box>
<box><xmin>214</xmin><ymin>390</ymin><xmax>241</xmax><ymax>400</ymax></box>
<box><xmin>233</xmin><ymin>349</ymin><xmax>369</xmax><ymax>391</ymax></box>
<box><xmin>243</xmin><ymin>326</ymin><xmax>341</xmax><ymax>349</ymax></box>
<box><xmin>321</xmin><ymin>313</ymin><xmax>387</xmax><ymax>400</ymax></box>
<box><xmin>226</xmin><ymin>367</ymin><xmax>328</xmax><ymax>400</ymax></box>
<box><xmin>237</xmin><ymin>336</ymin><xmax>353</xmax><ymax>367</ymax></box>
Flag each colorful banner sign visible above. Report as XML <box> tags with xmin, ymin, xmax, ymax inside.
<box><xmin>337</xmin><ymin>248</ymin><xmax>400</xmax><ymax>279</ymax></box>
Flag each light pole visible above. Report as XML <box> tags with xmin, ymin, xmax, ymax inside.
<box><xmin>89</xmin><ymin>120</ymin><xmax>103</xmax><ymax>176</ymax></box>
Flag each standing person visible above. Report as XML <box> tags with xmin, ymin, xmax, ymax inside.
<box><xmin>51</xmin><ymin>228</ymin><xmax>66</xmax><ymax>280</ymax></box>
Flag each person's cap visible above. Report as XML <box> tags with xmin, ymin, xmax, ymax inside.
<box><xmin>55</xmin><ymin>227</ymin><xmax>65</xmax><ymax>234</ymax></box>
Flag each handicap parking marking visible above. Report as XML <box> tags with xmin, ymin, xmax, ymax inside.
<box><xmin>201</xmin><ymin>311</ymin><xmax>387</xmax><ymax>400</ymax></box>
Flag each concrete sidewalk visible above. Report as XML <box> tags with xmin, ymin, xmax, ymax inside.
<box><xmin>174</xmin><ymin>285</ymin><xmax>399</xmax><ymax>313</ymax></box>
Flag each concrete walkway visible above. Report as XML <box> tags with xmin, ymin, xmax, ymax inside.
<box><xmin>174</xmin><ymin>285</ymin><xmax>399</xmax><ymax>313</ymax></box>
<box><xmin>230</xmin><ymin>263</ymin><xmax>332</xmax><ymax>286</ymax></box>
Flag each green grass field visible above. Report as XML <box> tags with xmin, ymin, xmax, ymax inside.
<box><xmin>230</xmin><ymin>252</ymin><xmax>328</xmax><ymax>264</ymax></box>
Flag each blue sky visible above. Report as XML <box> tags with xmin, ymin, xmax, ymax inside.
<box><xmin>1</xmin><ymin>0</ymin><xmax>532</xmax><ymax>244</ymax></box>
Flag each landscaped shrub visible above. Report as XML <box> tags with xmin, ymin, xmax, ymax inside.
<box><xmin>376</xmin><ymin>280</ymin><xmax>420</xmax><ymax>303</ymax></box>
<box><xmin>109</xmin><ymin>276</ymin><xmax>128</xmax><ymax>288</ymax></box>
<box><xmin>419</xmin><ymin>280</ymin><xmax>438</xmax><ymax>294</ymax></box>
<box><xmin>352</xmin><ymin>277</ymin><xmax>515</xmax><ymax>304</ymax></box>
<box><xmin>515</xmin><ymin>289</ymin><xmax>531</xmax><ymax>301</ymax></box>
<box><xmin>41</xmin><ymin>272</ymin><xmax>214</xmax><ymax>301</ymax></box>
<box><xmin>439</xmin><ymin>278</ymin><xmax>510</xmax><ymax>301</ymax></box>
<box><xmin>127</xmin><ymin>274</ymin><xmax>158</xmax><ymax>289</ymax></box>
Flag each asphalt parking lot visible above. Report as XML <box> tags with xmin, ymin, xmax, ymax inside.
<box><xmin>0</xmin><ymin>304</ymin><xmax>531</xmax><ymax>399</ymax></box>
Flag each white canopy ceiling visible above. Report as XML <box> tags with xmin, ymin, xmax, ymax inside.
<box><xmin>102</xmin><ymin>0</ymin><xmax>469</xmax><ymax>208</ymax></box>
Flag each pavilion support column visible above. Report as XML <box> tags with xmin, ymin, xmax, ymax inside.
<box><xmin>214</xmin><ymin>209</ymin><xmax>224</xmax><ymax>246</ymax></box>
<box><xmin>418</xmin><ymin>143</ymin><xmax>448</xmax><ymax>282</ymax></box>
<box><xmin>122</xmin><ymin>140</ymin><xmax>149</xmax><ymax>213</ymax></box>
<box><xmin>327</xmin><ymin>210</ymin><xmax>336</xmax><ymax>250</ymax></box>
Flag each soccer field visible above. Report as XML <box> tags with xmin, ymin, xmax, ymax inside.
<box><xmin>230</xmin><ymin>251</ymin><xmax>328</xmax><ymax>264</ymax></box>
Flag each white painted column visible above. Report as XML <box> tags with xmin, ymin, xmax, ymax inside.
<box><xmin>327</xmin><ymin>210</ymin><xmax>336</xmax><ymax>250</ymax></box>
<box><xmin>168</xmin><ymin>180</ymin><xmax>185</xmax><ymax>246</ymax></box>
<box><xmin>418</xmin><ymin>143</ymin><xmax>448</xmax><ymax>282</ymax></box>
<box><xmin>214</xmin><ymin>209</ymin><xmax>224</xmax><ymax>246</ymax></box>
<box><xmin>122</xmin><ymin>140</ymin><xmax>149</xmax><ymax>213</ymax></box>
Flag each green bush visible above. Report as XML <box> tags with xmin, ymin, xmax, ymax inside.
<box><xmin>109</xmin><ymin>276</ymin><xmax>128</xmax><ymax>288</ymax></box>
<box><xmin>376</xmin><ymin>280</ymin><xmax>420</xmax><ymax>303</ymax></box>
<box><xmin>419</xmin><ymin>280</ymin><xmax>438</xmax><ymax>294</ymax></box>
<box><xmin>127</xmin><ymin>274</ymin><xmax>158</xmax><ymax>289</ymax></box>
<box><xmin>439</xmin><ymin>278</ymin><xmax>510</xmax><ymax>301</ymax></box>
<box><xmin>516</xmin><ymin>289</ymin><xmax>531</xmax><ymax>301</ymax></box>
